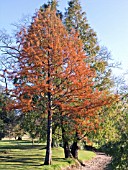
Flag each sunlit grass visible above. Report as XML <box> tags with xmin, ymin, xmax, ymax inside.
<box><xmin>0</xmin><ymin>140</ymin><xmax>96</xmax><ymax>170</ymax></box>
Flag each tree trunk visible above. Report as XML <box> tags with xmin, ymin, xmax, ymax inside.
<box><xmin>51</xmin><ymin>137</ymin><xmax>55</xmax><ymax>148</ymax></box>
<box><xmin>44</xmin><ymin>94</ymin><xmax>52</xmax><ymax>165</ymax></box>
<box><xmin>17</xmin><ymin>136</ymin><xmax>22</xmax><ymax>140</ymax></box>
<box><xmin>71</xmin><ymin>141</ymin><xmax>79</xmax><ymax>159</ymax></box>
<box><xmin>44</xmin><ymin>58</ymin><xmax>52</xmax><ymax>165</ymax></box>
<box><xmin>51</xmin><ymin>124</ymin><xmax>57</xmax><ymax>148</ymax></box>
<box><xmin>32</xmin><ymin>138</ymin><xmax>34</xmax><ymax>145</ymax></box>
<box><xmin>71</xmin><ymin>131</ymin><xmax>79</xmax><ymax>159</ymax></box>
<box><xmin>64</xmin><ymin>141</ymin><xmax>72</xmax><ymax>158</ymax></box>
<box><xmin>62</xmin><ymin>127</ymin><xmax>72</xmax><ymax>158</ymax></box>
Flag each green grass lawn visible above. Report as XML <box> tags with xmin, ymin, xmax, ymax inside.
<box><xmin>0</xmin><ymin>140</ymin><xmax>96</xmax><ymax>170</ymax></box>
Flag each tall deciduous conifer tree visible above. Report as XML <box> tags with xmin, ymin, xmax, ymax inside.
<box><xmin>7</xmin><ymin>3</ymin><xmax>104</xmax><ymax>164</ymax></box>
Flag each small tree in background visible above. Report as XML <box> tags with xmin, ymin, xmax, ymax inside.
<box><xmin>0</xmin><ymin>91</ymin><xmax>17</xmax><ymax>140</ymax></box>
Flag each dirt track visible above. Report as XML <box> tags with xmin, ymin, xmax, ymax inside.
<box><xmin>64</xmin><ymin>153</ymin><xmax>112</xmax><ymax>170</ymax></box>
<box><xmin>81</xmin><ymin>153</ymin><xmax>112</xmax><ymax>170</ymax></box>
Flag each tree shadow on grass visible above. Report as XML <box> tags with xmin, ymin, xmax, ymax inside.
<box><xmin>7</xmin><ymin>157</ymin><xmax>43</xmax><ymax>163</ymax></box>
<box><xmin>0</xmin><ymin>156</ymin><xmax>66</xmax><ymax>163</ymax></box>
<box><xmin>0</xmin><ymin>155</ymin><xmax>69</xmax><ymax>165</ymax></box>
<box><xmin>0</xmin><ymin>163</ymin><xmax>43</xmax><ymax>170</ymax></box>
<box><xmin>0</xmin><ymin>144</ymin><xmax>46</xmax><ymax>150</ymax></box>
<box><xmin>0</xmin><ymin>155</ymin><xmax>13</xmax><ymax>159</ymax></box>
<box><xmin>0</xmin><ymin>157</ymin><xmax>44</xmax><ymax>166</ymax></box>
<box><xmin>53</xmin><ymin>158</ymin><xmax>67</xmax><ymax>162</ymax></box>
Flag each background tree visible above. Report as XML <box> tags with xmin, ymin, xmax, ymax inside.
<box><xmin>64</xmin><ymin>0</ymin><xmax>115</xmax><ymax>91</ymax></box>
<box><xmin>64</xmin><ymin>0</ymin><xmax>99</xmax><ymax>59</ymax></box>
<box><xmin>21</xmin><ymin>110</ymin><xmax>47</xmax><ymax>144</ymax></box>
<box><xmin>0</xmin><ymin>91</ymin><xmax>17</xmax><ymax>140</ymax></box>
<box><xmin>64</xmin><ymin>0</ymin><xmax>115</xmax><ymax>153</ymax></box>
<box><xmin>99</xmin><ymin>79</ymin><xmax>128</xmax><ymax>170</ymax></box>
<box><xmin>64</xmin><ymin>0</ymin><xmax>114</xmax><ymax>91</ymax></box>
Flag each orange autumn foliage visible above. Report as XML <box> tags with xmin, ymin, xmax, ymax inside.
<box><xmin>8</xmin><ymin>8</ymin><xmax>115</xmax><ymax>137</ymax></box>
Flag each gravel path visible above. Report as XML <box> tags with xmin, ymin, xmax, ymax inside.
<box><xmin>64</xmin><ymin>153</ymin><xmax>112</xmax><ymax>170</ymax></box>
<box><xmin>81</xmin><ymin>153</ymin><xmax>112</xmax><ymax>170</ymax></box>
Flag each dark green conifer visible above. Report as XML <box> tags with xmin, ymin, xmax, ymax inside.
<box><xmin>64</xmin><ymin>0</ymin><xmax>113</xmax><ymax>90</ymax></box>
<box><xmin>64</xmin><ymin>0</ymin><xmax>99</xmax><ymax>59</ymax></box>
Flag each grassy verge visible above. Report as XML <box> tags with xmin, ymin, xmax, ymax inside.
<box><xmin>0</xmin><ymin>140</ymin><xmax>95</xmax><ymax>170</ymax></box>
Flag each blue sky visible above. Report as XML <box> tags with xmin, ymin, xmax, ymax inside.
<box><xmin>0</xmin><ymin>0</ymin><xmax>128</xmax><ymax>81</ymax></box>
